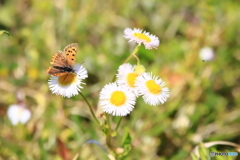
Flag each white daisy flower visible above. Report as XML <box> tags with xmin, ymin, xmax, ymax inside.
<box><xmin>7</xmin><ymin>104</ymin><xmax>31</xmax><ymax>125</ymax></box>
<box><xmin>116</xmin><ymin>63</ymin><xmax>141</xmax><ymax>96</ymax></box>
<box><xmin>135</xmin><ymin>72</ymin><xmax>169</xmax><ymax>106</ymax></box>
<box><xmin>48</xmin><ymin>64</ymin><xmax>88</xmax><ymax>98</ymax></box>
<box><xmin>99</xmin><ymin>82</ymin><xmax>136</xmax><ymax>116</ymax></box>
<box><xmin>199</xmin><ymin>47</ymin><xmax>215</xmax><ymax>62</ymax></box>
<box><xmin>123</xmin><ymin>28</ymin><xmax>160</xmax><ymax>49</ymax></box>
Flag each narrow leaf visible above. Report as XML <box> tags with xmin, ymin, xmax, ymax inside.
<box><xmin>0</xmin><ymin>30</ymin><xmax>12</xmax><ymax>38</ymax></box>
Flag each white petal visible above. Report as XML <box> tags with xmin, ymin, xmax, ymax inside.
<box><xmin>20</xmin><ymin>109</ymin><xmax>31</xmax><ymax>124</ymax></box>
<box><xmin>123</xmin><ymin>28</ymin><xmax>160</xmax><ymax>49</ymax></box>
<box><xmin>199</xmin><ymin>47</ymin><xmax>215</xmax><ymax>61</ymax></box>
<box><xmin>135</xmin><ymin>72</ymin><xmax>170</xmax><ymax>106</ymax></box>
<box><xmin>116</xmin><ymin>63</ymin><xmax>140</xmax><ymax>97</ymax></box>
<box><xmin>7</xmin><ymin>105</ymin><xmax>20</xmax><ymax>125</ymax></box>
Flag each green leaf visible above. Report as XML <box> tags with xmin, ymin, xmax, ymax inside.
<box><xmin>0</xmin><ymin>30</ymin><xmax>12</xmax><ymax>38</ymax></box>
<box><xmin>121</xmin><ymin>128</ymin><xmax>131</xmax><ymax>146</ymax></box>
<box><xmin>118</xmin><ymin>128</ymin><xmax>132</xmax><ymax>159</ymax></box>
<box><xmin>190</xmin><ymin>153</ymin><xmax>200</xmax><ymax>160</ymax></box>
<box><xmin>198</xmin><ymin>143</ymin><xmax>209</xmax><ymax>159</ymax></box>
<box><xmin>38</xmin><ymin>138</ymin><xmax>47</xmax><ymax>160</ymax></box>
<box><xmin>101</xmin><ymin>124</ymin><xmax>108</xmax><ymax>136</ymax></box>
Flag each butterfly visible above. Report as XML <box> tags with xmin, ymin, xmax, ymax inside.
<box><xmin>46</xmin><ymin>43</ymin><xmax>78</xmax><ymax>76</ymax></box>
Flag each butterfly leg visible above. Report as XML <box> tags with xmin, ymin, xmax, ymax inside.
<box><xmin>62</xmin><ymin>74</ymin><xmax>69</xmax><ymax>81</ymax></box>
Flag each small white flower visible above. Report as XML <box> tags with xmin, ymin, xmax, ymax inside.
<box><xmin>48</xmin><ymin>64</ymin><xmax>88</xmax><ymax>98</ymax></box>
<box><xmin>116</xmin><ymin>63</ymin><xmax>140</xmax><ymax>96</ymax></box>
<box><xmin>99</xmin><ymin>82</ymin><xmax>136</xmax><ymax>116</ymax></box>
<box><xmin>7</xmin><ymin>104</ymin><xmax>31</xmax><ymax>125</ymax></box>
<box><xmin>199</xmin><ymin>47</ymin><xmax>215</xmax><ymax>61</ymax></box>
<box><xmin>135</xmin><ymin>72</ymin><xmax>169</xmax><ymax>106</ymax></box>
<box><xmin>123</xmin><ymin>28</ymin><xmax>160</xmax><ymax>49</ymax></box>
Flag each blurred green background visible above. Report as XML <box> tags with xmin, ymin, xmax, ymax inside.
<box><xmin>0</xmin><ymin>0</ymin><xmax>240</xmax><ymax>159</ymax></box>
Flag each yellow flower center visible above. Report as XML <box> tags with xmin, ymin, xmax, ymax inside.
<box><xmin>110</xmin><ymin>91</ymin><xmax>126</xmax><ymax>106</ymax></box>
<box><xmin>127</xmin><ymin>73</ymin><xmax>137</xmax><ymax>88</ymax></box>
<box><xmin>58</xmin><ymin>73</ymin><xmax>77</xmax><ymax>86</ymax></box>
<box><xmin>133</xmin><ymin>33</ymin><xmax>151</xmax><ymax>42</ymax></box>
<box><xmin>145</xmin><ymin>80</ymin><xmax>162</xmax><ymax>95</ymax></box>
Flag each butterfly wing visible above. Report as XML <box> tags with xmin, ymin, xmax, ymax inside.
<box><xmin>64</xmin><ymin>43</ymin><xmax>78</xmax><ymax>66</ymax></box>
<box><xmin>46</xmin><ymin>51</ymin><xmax>71</xmax><ymax>76</ymax></box>
<box><xmin>46</xmin><ymin>44</ymin><xmax>78</xmax><ymax>76</ymax></box>
<box><xmin>50</xmin><ymin>51</ymin><xmax>70</xmax><ymax>67</ymax></box>
<box><xmin>46</xmin><ymin>67</ymin><xmax>69</xmax><ymax>76</ymax></box>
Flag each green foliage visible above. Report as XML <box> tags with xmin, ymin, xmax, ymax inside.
<box><xmin>192</xmin><ymin>144</ymin><xmax>238</xmax><ymax>160</ymax></box>
<box><xmin>191</xmin><ymin>153</ymin><xmax>199</xmax><ymax>160</ymax></box>
<box><xmin>119</xmin><ymin>129</ymin><xmax>132</xmax><ymax>159</ymax></box>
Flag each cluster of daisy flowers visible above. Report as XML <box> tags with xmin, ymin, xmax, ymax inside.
<box><xmin>48</xmin><ymin>64</ymin><xmax>88</xmax><ymax>98</ymax></box>
<box><xmin>99</xmin><ymin>63</ymin><xmax>170</xmax><ymax>116</ymax></box>
<box><xmin>99</xmin><ymin>28</ymin><xmax>169</xmax><ymax>116</ymax></box>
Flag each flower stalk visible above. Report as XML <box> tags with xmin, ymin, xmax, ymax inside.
<box><xmin>123</xmin><ymin>45</ymin><xmax>140</xmax><ymax>64</ymax></box>
<box><xmin>103</xmin><ymin>45</ymin><xmax>140</xmax><ymax>157</ymax></box>
<box><xmin>79</xmin><ymin>92</ymin><xmax>101</xmax><ymax>126</ymax></box>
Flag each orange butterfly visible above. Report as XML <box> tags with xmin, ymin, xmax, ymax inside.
<box><xmin>46</xmin><ymin>43</ymin><xmax>78</xmax><ymax>76</ymax></box>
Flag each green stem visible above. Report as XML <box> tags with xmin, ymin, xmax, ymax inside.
<box><xmin>106</xmin><ymin>45</ymin><xmax>140</xmax><ymax>157</ymax></box>
<box><xmin>112</xmin><ymin>46</ymin><xmax>140</xmax><ymax>82</ymax></box>
<box><xmin>114</xmin><ymin>117</ymin><xmax>122</xmax><ymax>131</ymax></box>
<box><xmin>79</xmin><ymin>92</ymin><xmax>100</xmax><ymax>126</ymax></box>
<box><xmin>111</xmin><ymin>73</ymin><xmax>117</xmax><ymax>82</ymax></box>
<box><xmin>123</xmin><ymin>45</ymin><xmax>140</xmax><ymax>64</ymax></box>
<box><xmin>105</xmin><ymin>113</ymin><xmax>113</xmax><ymax>148</ymax></box>
<box><xmin>133</xmin><ymin>54</ymin><xmax>140</xmax><ymax>65</ymax></box>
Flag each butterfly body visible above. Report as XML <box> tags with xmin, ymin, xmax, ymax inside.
<box><xmin>53</xmin><ymin>66</ymin><xmax>74</xmax><ymax>72</ymax></box>
<box><xmin>46</xmin><ymin>43</ymin><xmax>78</xmax><ymax>77</ymax></box>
